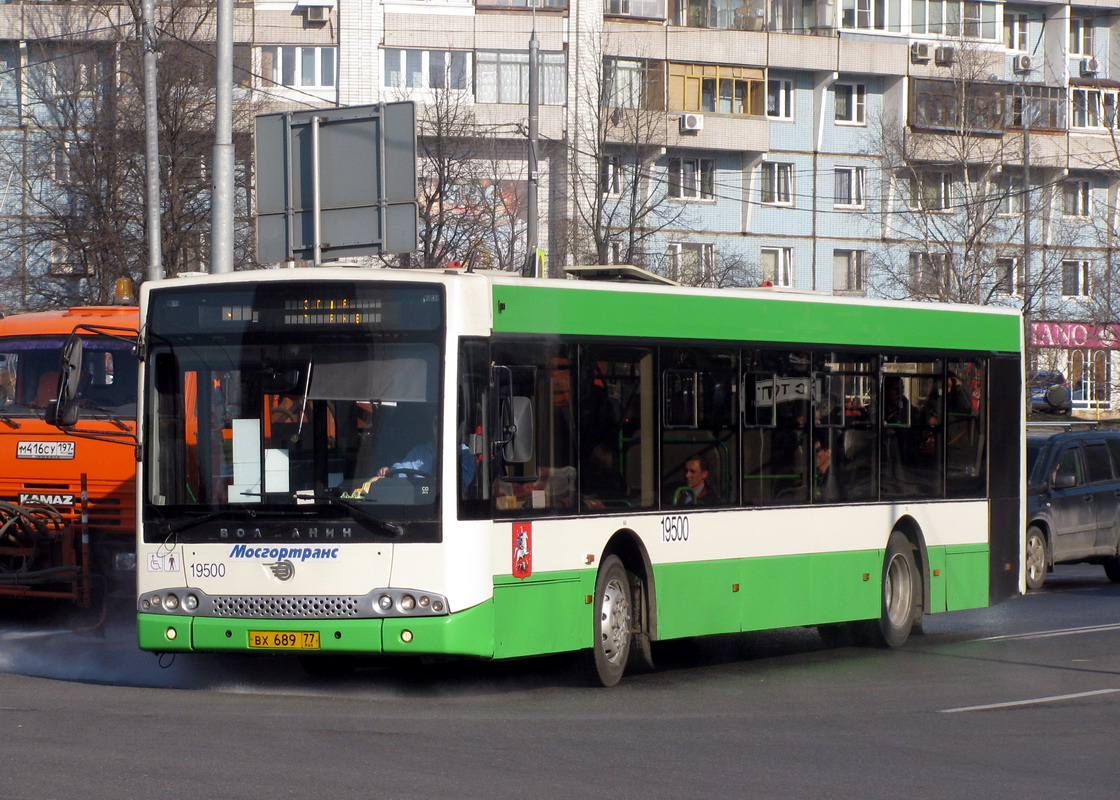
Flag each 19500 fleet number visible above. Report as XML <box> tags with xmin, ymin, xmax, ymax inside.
<box><xmin>661</xmin><ymin>515</ymin><xmax>689</xmax><ymax>542</ymax></box>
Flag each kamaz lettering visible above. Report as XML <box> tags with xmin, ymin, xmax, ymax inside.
<box><xmin>18</xmin><ymin>493</ymin><xmax>76</xmax><ymax>506</ymax></box>
<box><xmin>229</xmin><ymin>545</ymin><xmax>340</xmax><ymax>561</ymax></box>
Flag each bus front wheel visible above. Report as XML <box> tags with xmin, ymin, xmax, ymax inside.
<box><xmin>865</xmin><ymin>531</ymin><xmax>919</xmax><ymax>648</ymax></box>
<box><xmin>583</xmin><ymin>555</ymin><xmax>633</xmax><ymax>687</ymax></box>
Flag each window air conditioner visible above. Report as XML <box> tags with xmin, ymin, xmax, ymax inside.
<box><xmin>1013</xmin><ymin>54</ymin><xmax>1033</xmax><ymax>73</ymax></box>
<box><xmin>305</xmin><ymin>5</ymin><xmax>329</xmax><ymax>22</ymax></box>
<box><xmin>910</xmin><ymin>43</ymin><xmax>931</xmax><ymax>63</ymax></box>
<box><xmin>680</xmin><ymin>113</ymin><xmax>704</xmax><ymax>133</ymax></box>
<box><xmin>1081</xmin><ymin>57</ymin><xmax>1099</xmax><ymax>76</ymax></box>
<box><xmin>934</xmin><ymin>46</ymin><xmax>956</xmax><ymax>66</ymax></box>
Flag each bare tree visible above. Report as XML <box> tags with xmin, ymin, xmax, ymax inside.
<box><xmin>0</xmin><ymin>1</ymin><xmax>256</xmax><ymax>312</ymax></box>
<box><xmin>865</xmin><ymin>37</ymin><xmax>1072</xmax><ymax>312</ymax></box>
<box><xmin>561</xmin><ymin>37</ymin><xmax>692</xmax><ymax>274</ymax></box>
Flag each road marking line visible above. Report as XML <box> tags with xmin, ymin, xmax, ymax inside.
<box><xmin>939</xmin><ymin>688</ymin><xmax>1120</xmax><ymax>713</ymax></box>
<box><xmin>976</xmin><ymin>623</ymin><xmax>1120</xmax><ymax>641</ymax></box>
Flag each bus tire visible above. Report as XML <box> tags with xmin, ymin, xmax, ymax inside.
<box><xmin>1105</xmin><ymin>558</ymin><xmax>1120</xmax><ymax>583</ymax></box>
<box><xmin>583</xmin><ymin>555</ymin><xmax>632</xmax><ymax>687</ymax></box>
<box><xmin>864</xmin><ymin>531</ymin><xmax>918</xmax><ymax>648</ymax></box>
<box><xmin>1025</xmin><ymin>526</ymin><xmax>1048</xmax><ymax>591</ymax></box>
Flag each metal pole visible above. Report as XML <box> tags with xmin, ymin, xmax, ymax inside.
<box><xmin>523</xmin><ymin>28</ymin><xmax>539</xmax><ymax>278</ymax></box>
<box><xmin>141</xmin><ymin>0</ymin><xmax>162</xmax><ymax>280</ymax></box>
<box><xmin>311</xmin><ymin>116</ymin><xmax>322</xmax><ymax>265</ymax></box>
<box><xmin>210</xmin><ymin>0</ymin><xmax>235</xmax><ymax>273</ymax></box>
<box><xmin>1022</xmin><ymin>87</ymin><xmax>1032</xmax><ymax>315</ymax></box>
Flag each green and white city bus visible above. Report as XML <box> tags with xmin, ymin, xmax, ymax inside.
<box><xmin>120</xmin><ymin>267</ymin><xmax>1022</xmax><ymax>685</ymax></box>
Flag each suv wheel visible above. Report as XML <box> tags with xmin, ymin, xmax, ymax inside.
<box><xmin>1025</xmin><ymin>526</ymin><xmax>1048</xmax><ymax>591</ymax></box>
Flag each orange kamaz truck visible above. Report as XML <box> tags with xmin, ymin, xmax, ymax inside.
<box><xmin>0</xmin><ymin>300</ymin><xmax>138</xmax><ymax>604</ymax></box>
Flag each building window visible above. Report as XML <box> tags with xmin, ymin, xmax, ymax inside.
<box><xmin>909</xmin><ymin>251</ymin><xmax>949</xmax><ymax>294</ymax></box>
<box><xmin>604</xmin><ymin>0</ymin><xmax>664</xmax><ymax>19</ymax></box>
<box><xmin>477</xmin><ymin>0</ymin><xmax>568</xmax><ymax>7</ymax></box>
<box><xmin>1071</xmin><ymin>89</ymin><xmax>1116</xmax><ymax>129</ymax></box>
<box><xmin>476</xmin><ymin>51</ymin><xmax>566</xmax><ymax>105</ymax></box>
<box><xmin>996</xmin><ymin>175</ymin><xmax>1024</xmax><ymax>214</ymax></box>
<box><xmin>52</xmin><ymin>143</ymin><xmax>72</xmax><ymax>185</ymax></box>
<box><xmin>833</xmin><ymin>250</ymin><xmax>865</xmax><ymax>293</ymax></box>
<box><xmin>605</xmin><ymin>58</ymin><xmax>663</xmax><ymax>110</ymax></box>
<box><xmin>912</xmin><ymin>0</ymin><xmax>997</xmax><ymax>39</ymax></box>
<box><xmin>668</xmin><ymin>157</ymin><xmax>715</xmax><ymax>200</ymax></box>
<box><xmin>606</xmin><ymin>58</ymin><xmax>642</xmax><ymax>110</ymax></box>
<box><xmin>841</xmin><ymin>0</ymin><xmax>873</xmax><ymax>29</ymax></box>
<box><xmin>760</xmin><ymin>162</ymin><xmax>792</xmax><ymax>205</ymax></box>
<box><xmin>429</xmin><ymin>51</ymin><xmax>469</xmax><ymax>90</ymax></box>
<box><xmin>668</xmin><ymin>242</ymin><xmax>713</xmax><ymax>284</ymax></box>
<box><xmin>767</xmin><ymin>78</ymin><xmax>793</xmax><ymax>119</ymax></box>
<box><xmin>1005</xmin><ymin>11</ymin><xmax>1029</xmax><ymax>51</ymax></box>
<box><xmin>49</xmin><ymin>242</ymin><xmax>88</xmax><ymax>277</ymax></box>
<box><xmin>1069</xmin><ymin>349</ymin><xmax>1110</xmax><ymax>409</ymax></box>
<box><xmin>383</xmin><ymin>49</ymin><xmax>470</xmax><ymax>91</ymax></box>
<box><xmin>833</xmin><ymin>167</ymin><xmax>865</xmax><ymax>208</ymax></box>
<box><xmin>1061</xmin><ymin>259</ymin><xmax>1091</xmax><ymax>296</ymax></box>
<box><xmin>834</xmin><ymin>83</ymin><xmax>866</xmax><ymax>125</ymax></box>
<box><xmin>1071</xmin><ymin>17</ymin><xmax>1095</xmax><ymax>56</ymax></box>
<box><xmin>1009</xmin><ymin>85</ymin><xmax>1066</xmax><ymax>130</ymax></box>
<box><xmin>601</xmin><ymin>155</ymin><xmax>623</xmax><ymax>196</ymax></box>
<box><xmin>994</xmin><ymin>257</ymin><xmax>1020</xmax><ymax>295</ymax></box>
<box><xmin>668</xmin><ymin>62</ymin><xmax>766</xmax><ymax>117</ymax></box>
<box><xmin>761</xmin><ymin>247</ymin><xmax>794</xmax><ymax>287</ymax></box>
<box><xmin>1062</xmin><ymin>179</ymin><xmax>1091</xmax><ymax>217</ymax></box>
<box><xmin>261</xmin><ymin>46</ymin><xmax>336</xmax><ymax>88</ymax></box>
<box><xmin>906</xmin><ymin>171</ymin><xmax>952</xmax><ymax>211</ymax></box>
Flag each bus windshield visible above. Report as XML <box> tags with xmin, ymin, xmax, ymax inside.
<box><xmin>0</xmin><ymin>336</ymin><xmax>137</xmax><ymax>419</ymax></box>
<box><xmin>143</xmin><ymin>281</ymin><xmax>444</xmax><ymax>540</ymax></box>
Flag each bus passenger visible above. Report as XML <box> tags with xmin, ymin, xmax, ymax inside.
<box><xmin>883</xmin><ymin>376</ymin><xmax>911</xmax><ymax>426</ymax></box>
<box><xmin>673</xmin><ymin>455</ymin><xmax>720</xmax><ymax>506</ymax></box>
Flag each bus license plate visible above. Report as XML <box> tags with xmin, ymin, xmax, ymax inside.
<box><xmin>247</xmin><ymin>630</ymin><xmax>320</xmax><ymax>650</ymax></box>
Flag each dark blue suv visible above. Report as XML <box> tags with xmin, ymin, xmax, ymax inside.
<box><xmin>1026</xmin><ymin>426</ymin><xmax>1120</xmax><ymax>589</ymax></box>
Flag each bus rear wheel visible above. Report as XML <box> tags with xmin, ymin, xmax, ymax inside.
<box><xmin>864</xmin><ymin>531</ymin><xmax>919</xmax><ymax>648</ymax></box>
<box><xmin>583</xmin><ymin>555</ymin><xmax>633</xmax><ymax>687</ymax></box>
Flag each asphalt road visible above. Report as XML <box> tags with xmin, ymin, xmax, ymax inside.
<box><xmin>2</xmin><ymin>564</ymin><xmax>1118</xmax><ymax>800</ymax></box>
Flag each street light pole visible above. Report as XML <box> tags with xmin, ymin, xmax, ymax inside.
<box><xmin>211</xmin><ymin>0</ymin><xmax>235</xmax><ymax>273</ymax></box>
<box><xmin>141</xmin><ymin>0</ymin><xmax>162</xmax><ymax>281</ymax></box>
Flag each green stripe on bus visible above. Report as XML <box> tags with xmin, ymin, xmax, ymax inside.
<box><xmin>137</xmin><ymin>544</ymin><xmax>991</xmax><ymax>659</ymax></box>
<box><xmin>492</xmin><ymin>285</ymin><xmax>1021</xmax><ymax>353</ymax></box>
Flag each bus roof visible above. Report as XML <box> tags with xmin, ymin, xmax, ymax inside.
<box><xmin>140</xmin><ymin>267</ymin><xmax>1023</xmax><ymax>354</ymax></box>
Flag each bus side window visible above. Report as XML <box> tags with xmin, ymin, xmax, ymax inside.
<box><xmin>489</xmin><ymin>341</ymin><xmax>577</xmax><ymax>516</ymax></box>
<box><xmin>741</xmin><ymin>351</ymin><xmax>811</xmax><ymax>506</ymax></box>
<box><xmin>660</xmin><ymin>347</ymin><xmax>737</xmax><ymax>508</ymax></box>
<box><xmin>580</xmin><ymin>345</ymin><xmax>654</xmax><ymax>511</ymax></box>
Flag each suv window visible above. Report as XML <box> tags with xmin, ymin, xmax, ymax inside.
<box><xmin>1084</xmin><ymin>443</ymin><xmax>1114</xmax><ymax>483</ymax></box>
<box><xmin>1108</xmin><ymin>440</ymin><xmax>1120</xmax><ymax>474</ymax></box>
<box><xmin>1054</xmin><ymin>446</ymin><xmax>1083</xmax><ymax>485</ymax></box>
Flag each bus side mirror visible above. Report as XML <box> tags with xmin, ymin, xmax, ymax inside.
<box><xmin>501</xmin><ymin>395</ymin><xmax>534</xmax><ymax>463</ymax></box>
<box><xmin>45</xmin><ymin>334</ymin><xmax>83</xmax><ymax>428</ymax></box>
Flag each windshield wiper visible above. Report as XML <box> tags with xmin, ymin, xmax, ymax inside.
<box><xmin>78</xmin><ymin>401</ymin><xmax>130</xmax><ymax>430</ymax></box>
<box><xmin>0</xmin><ymin>410</ymin><xmax>20</xmax><ymax>429</ymax></box>
<box><xmin>300</xmin><ymin>491</ymin><xmax>404</xmax><ymax>538</ymax></box>
<box><xmin>159</xmin><ymin>506</ymin><xmax>285</xmax><ymax>536</ymax></box>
